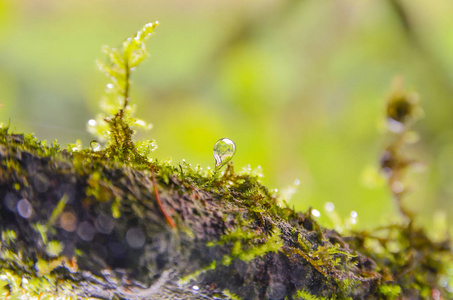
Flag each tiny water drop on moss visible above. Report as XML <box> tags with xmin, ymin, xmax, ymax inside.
<box><xmin>311</xmin><ymin>209</ymin><xmax>321</xmax><ymax>218</ymax></box>
<box><xmin>17</xmin><ymin>199</ymin><xmax>32</xmax><ymax>219</ymax></box>
<box><xmin>90</xmin><ymin>140</ymin><xmax>101</xmax><ymax>151</ymax></box>
<box><xmin>88</xmin><ymin>119</ymin><xmax>97</xmax><ymax>127</ymax></box>
<box><xmin>213</xmin><ymin>138</ymin><xmax>236</xmax><ymax>170</ymax></box>
<box><xmin>325</xmin><ymin>202</ymin><xmax>335</xmax><ymax>212</ymax></box>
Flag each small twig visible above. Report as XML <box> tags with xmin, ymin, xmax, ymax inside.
<box><xmin>150</xmin><ymin>166</ymin><xmax>176</xmax><ymax>228</ymax></box>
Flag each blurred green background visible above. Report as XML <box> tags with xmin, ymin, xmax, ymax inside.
<box><xmin>1</xmin><ymin>0</ymin><xmax>452</xmax><ymax>232</ymax></box>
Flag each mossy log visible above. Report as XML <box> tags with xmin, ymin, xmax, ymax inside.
<box><xmin>0</xmin><ymin>131</ymin><xmax>451</xmax><ymax>300</ymax></box>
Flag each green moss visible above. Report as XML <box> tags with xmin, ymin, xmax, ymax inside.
<box><xmin>1</xmin><ymin>230</ymin><xmax>16</xmax><ymax>244</ymax></box>
<box><xmin>48</xmin><ymin>195</ymin><xmax>68</xmax><ymax>226</ymax></box>
<box><xmin>90</xmin><ymin>22</ymin><xmax>158</xmax><ymax>164</ymax></box>
<box><xmin>45</xmin><ymin>241</ymin><xmax>63</xmax><ymax>258</ymax></box>
<box><xmin>378</xmin><ymin>284</ymin><xmax>402</xmax><ymax>299</ymax></box>
<box><xmin>218</xmin><ymin>225</ymin><xmax>283</xmax><ymax>266</ymax></box>
<box><xmin>0</xmin><ymin>269</ymin><xmax>77</xmax><ymax>299</ymax></box>
<box><xmin>222</xmin><ymin>289</ymin><xmax>242</xmax><ymax>300</ymax></box>
<box><xmin>0</xmin><ymin>23</ymin><xmax>451</xmax><ymax>300</ymax></box>
<box><xmin>178</xmin><ymin>261</ymin><xmax>217</xmax><ymax>285</ymax></box>
<box><xmin>294</xmin><ymin>289</ymin><xmax>335</xmax><ymax>300</ymax></box>
<box><xmin>32</xmin><ymin>223</ymin><xmax>49</xmax><ymax>244</ymax></box>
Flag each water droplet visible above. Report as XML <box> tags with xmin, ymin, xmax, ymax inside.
<box><xmin>192</xmin><ymin>285</ymin><xmax>200</xmax><ymax>291</ymax></box>
<box><xmin>294</xmin><ymin>179</ymin><xmax>300</xmax><ymax>186</ymax></box>
<box><xmin>106</xmin><ymin>83</ymin><xmax>114</xmax><ymax>89</ymax></box>
<box><xmin>386</xmin><ymin>118</ymin><xmax>405</xmax><ymax>133</ymax></box>
<box><xmin>432</xmin><ymin>289</ymin><xmax>441</xmax><ymax>300</ymax></box>
<box><xmin>391</xmin><ymin>181</ymin><xmax>404</xmax><ymax>194</ymax></box>
<box><xmin>213</xmin><ymin>138</ymin><xmax>236</xmax><ymax>170</ymax></box>
<box><xmin>88</xmin><ymin>119</ymin><xmax>97</xmax><ymax>127</ymax></box>
<box><xmin>126</xmin><ymin>227</ymin><xmax>145</xmax><ymax>249</ymax></box>
<box><xmin>95</xmin><ymin>213</ymin><xmax>115</xmax><ymax>234</ymax></box>
<box><xmin>311</xmin><ymin>209</ymin><xmax>321</xmax><ymax>218</ymax></box>
<box><xmin>325</xmin><ymin>202</ymin><xmax>335</xmax><ymax>212</ymax></box>
<box><xmin>77</xmin><ymin>222</ymin><xmax>95</xmax><ymax>242</ymax></box>
<box><xmin>439</xmin><ymin>277</ymin><xmax>448</xmax><ymax>287</ymax></box>
<box><xmin>4</xmin><ymin>192</ymin><xmax>19</xmax><ymax>212</ymax></box>
<box><xmin>17</xmin><ymin>199</ymin><xmax>33</xmax><ymax>219</ymax></box>
<box><xmin>350</xmin><ymin>211</ymin><xmax>358</xmax><ymax>218</ymax></box>
<box><xmin>60</xmin><ymin>212</ymin><xmax>77</xmax><ymax>232</ymax></box>
<box><xmin>135</xmin><ymin>119</ymin><xmax>147</xmax><ymax>128</ymax></box>
<box><xmin>90</xmin><ymin>140</ymin><xmax>101</xmax><ymax>151</ymax></box>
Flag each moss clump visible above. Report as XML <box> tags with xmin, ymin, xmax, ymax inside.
<box><xmin>209</xmin><ymin>219</ymin><xmax>283</xmax><ymax>266</ymax></box>
<box><xmin>294</xmin><ymin>289</ymin><xmax>340</xmax><ymax>300</ymax></box>
<box><xmin>91</xmin><ymin>22</ymin><xmax>158</xmax><ymax>164</ymax></box>
<box><xmin>0</xmin><ymin>24</ymin><xmax>451</xmax><ymax>300</ymax></box>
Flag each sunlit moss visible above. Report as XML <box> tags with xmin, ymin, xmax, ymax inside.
<box><xmin>178</xmin><ymin>261</ymin><xmax>217</xmax><ymax>285</ymax></box>
<box><xmin>45</xmin><ymin>241</ymin><xmax>64</xmax><ymax>258</ymax></box>
<box><xmin>211</xmin><ymin>222</ymin><xmax>283</xmax><ymax>266</ymax></box>
<box><xmin>0</xmin><ymin>23</ymin><xmax>451</xmax><ymax>300</ymax></box>
<box><xmin>378</xmin><ymin>284</ymin><xmax>402</xmax><ymax>299</ymax></box>
<box><xmin>0</xmin><ymin>269</ymin><xmax>82</xmax><ymax>300</ymax></box>
<box><xmin>293</xmin><ymin>289</ymin><xmax>338</xmax><ymax>300</ymax></box>
<box><xmin>89</xmin><ymin>22</ymin><xmax>158</xmax><ymax>164</ymax></box>
<box><xmin>222</xmin><ymin>290</ymin><xmax>241</xmax><ymax>300</ymax></box>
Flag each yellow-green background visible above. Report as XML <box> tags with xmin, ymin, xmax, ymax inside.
<box><xmin>1</xmin><ymin>0</ymin><xmax>452</xmax><ymax>232</ymax></box>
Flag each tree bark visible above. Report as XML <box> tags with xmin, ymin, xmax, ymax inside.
<box><xmin>0</xmin><ymin>132</ymin><xmax>451</xmax><ymax>300</ymax></box>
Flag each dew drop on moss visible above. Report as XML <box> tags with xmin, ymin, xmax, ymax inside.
<box><xmin>311</xmin><ymin>209</ymin><xmax>321</xmax><ymax>218</ymax></box>
<box><xmin>213</xmin><ymin>138</ymin><xmax>236</xmax><ymax>170</ymax></box>
<box><xmin>95</xmin><ymin>213</ymin><xmax>114</xmax><ymax>234</ymax></box>
<box><xmin>60</xmin><ymin>212</ymin><xmax>77</xmax><ymax>232</ymax></box>
<box><xmin>90</xmin><ymin>140</ymin><xmax>101</xmax><ymax>151</ymax></box>
<box><xmin>4</xmin><ymin>192</ymin><xmax>19</xmax><ymax>212</ymax></box>
<box><xmin>325</xmin><ymin>202</ymin><xmax>335</xmax><ymax>212</ymax></box>
<box><xmin>17</xmin><ymin>199</ymin><xmax>33</xmax><ymax>219</ymax></box>
<box><xmin>77</xmin><ymin>222</ymin><xmax>95</xmax><ymax>242</ymax></box>
<box><xmin>88</xmin><ymin>119</ymin><xmax>97</xmax><ymax>127</ymax></box>
<box><xmin>126</xmin><ymin>227</ymin><xmax>145</xmax><ymax>249</ymax></box>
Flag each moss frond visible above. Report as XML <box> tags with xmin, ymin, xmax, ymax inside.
<box><xmin>89</xmin><ymin>22</ymin><xmax>159</xmax><ymax>163</ymax></box>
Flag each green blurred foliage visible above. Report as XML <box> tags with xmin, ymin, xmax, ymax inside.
<box><xmin>1</xmin><ymin>0</ymin><xmax>452</xmax><ymax>231</ymax></box>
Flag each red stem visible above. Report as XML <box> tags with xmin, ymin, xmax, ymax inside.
<box><xmin>151</xmin><ymin>167</ymin><xmax>175</xmax><ymax>228</ymax></box>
